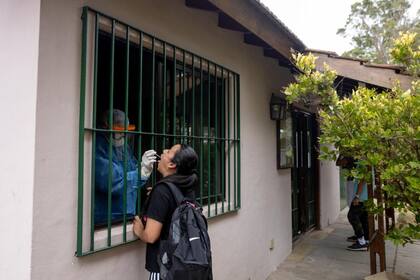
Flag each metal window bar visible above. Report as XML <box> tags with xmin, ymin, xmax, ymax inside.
<box><xmin>76</xmin><ymin>6</ymin><xmax>88</xmax><ymax>256</ymax></box>
<box><xmin>106</xmin><ymin>18</ymin><xmax>116</xmax><ymax>247</ymax></box>
<box><xmin>122</xmin><ymin>25</ymin><xmax>130</xmax><ymax>242</ymax></box>
<box><xmin>162</xmin><ymin>42</ymin><xmax>167</xmax><ymax>150</ymax></box>
<box><xmin>182</xmin><ymin>51</ymin><xmax>186</xmax><ymax>144</ymax></box>
<box><xmin>220</xmin><ymin>68</ymin><xmax>225</xmax><ymax>213</ymax></box>
<box><xmin>199</xmin><ymin>57</ymin><xmax>204</xmax><ymax>207</ymax></box>
<box><xmin>89</xmin><ymin>12</ymin><xmax>99</xmax><ymax>251</ymax></box>
<box><xmin>191</xmin><ymin>55</ymin><xmax>195</xmax><ymax>149</ymax></box>
<box><xmin>214</xmin><ymin>65</ymin><xmax>218</xmax><ymax>215</ymax></box>
<box><xmin>233</xmin><ymin>73</ymin><xmax>237</xmax><ymax>209</ymax></box>
<box><xmin>207</xmin><ymin>61</ymin><xmax>211</xmax><ymax>215</ymax></box>
<box><xmin>173</xmin><ymin>46</ymin><xmax>177</xmax><ymax>145</ymax></box>
<box><xmin>77</xmin><ymin>7</ymin><xmax>241</xmax><ymax>256</ymax></box>
<box><xmin>227</xmin><ymin>73</ymin><xmax>231</xmax><ymax>212</ymax></box>
<box><xmin>137</xmin><ymin>31</ymin><xmax>144</xmax><ymax>217</ymax></box>
<box><xmin>236</xmin><ymin>75</ymin><xmax>241</xmax><ymax>208</ymax></box>
<box><xmin>187</xmin><ymin>60</ymin><xmax>192</xmax><ymax>145</ymax></box>
<box><xmin>153</xmin><ymin>38</ymin><xmax>158</xmax><ymax>186</ymax></box>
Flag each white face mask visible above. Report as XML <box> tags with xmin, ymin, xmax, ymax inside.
<box><xmin>112</xmin><ymin>133</ymin><xmax>125</xmax><ymax>147</ymax></box>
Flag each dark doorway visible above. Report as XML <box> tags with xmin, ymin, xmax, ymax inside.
<box><xmin>291</xmin><ymin>110</ymin><xmax>318</xmax><ymax>238</ymax></box>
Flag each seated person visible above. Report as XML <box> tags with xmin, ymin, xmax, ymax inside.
<box><xmin>95</xmin><ymin>109</ymin><xmax>156</xmax><ymax>225</ymax></box>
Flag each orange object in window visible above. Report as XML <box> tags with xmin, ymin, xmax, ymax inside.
<box><xmin>112</xmin><ymin>124</ymin><xmax>136</xmax><ymax>131</ymax></box>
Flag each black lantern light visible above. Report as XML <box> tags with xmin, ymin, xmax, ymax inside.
<box><xmin>270</xmin><ymin>93</ymin><xmax>287</xmax><ymax>120</ymax></box>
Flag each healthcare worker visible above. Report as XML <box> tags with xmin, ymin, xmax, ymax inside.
<box><xmin>95</xmin><ymin>109</ymin><xmax>156</xmax><ymax>225</ymax></box>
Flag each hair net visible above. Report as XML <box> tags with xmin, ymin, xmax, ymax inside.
<box><xmin>102</xmin><ymin>109</ymin><xmax>129</xmax><ymax>128</ymax></box>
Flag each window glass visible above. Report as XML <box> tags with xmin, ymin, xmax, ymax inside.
<box><xmin>277</xmin><ymin>111</ymin><xmax>293</xmax><ymax>168</ymax></box>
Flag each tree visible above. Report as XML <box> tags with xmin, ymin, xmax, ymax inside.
<box><xmin>284</xmin><ymin>32</ymin><xmax>420</xmax><ymax>245</ymax></box>
<box><xmin>337</xmin><ymin>0</ymin><xmax>419</xmax><ymax>63</ymax></box>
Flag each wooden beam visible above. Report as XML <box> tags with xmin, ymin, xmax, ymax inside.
<box><xmin>218</xmin><ymin>13</ymin><xmax>248</xmax><ymax>32</ymax></box>
<box><xmin>246</xmin><ymin>33</ymin><xmax>293</xmax><ymax>70</ymax></box>
<box><xmin>264</xmin><ymin>48</ymin><xmax>280</xmax><ymax>59</ymax></box>
<box><xmin>207</xmin><ymin>0</ymin><xmax>300</xmax><ymax>60</ymax></box>
<box><xmin>243</xmin><ymin>33</ymin><xmax>270</xmax><ymax>48</ymax></box>
<box><xmin>262</xmin><ymin>48</ymin><xmax>293</xmax><ymax>69</ymax></box>
<box><xmin>185</xmin><ymin>0</ymin><xmax>218</xmax><ymax>11</ymax></box>
<box><xmin>279</xmin><ymin>56</ymin><xmax>293</xmax><ymax>68</ymax></box>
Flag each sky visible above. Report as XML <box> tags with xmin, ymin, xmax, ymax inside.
<box><xmin>259</xmin><ymin>0</ymin><xmax>419</xmax><ymax>55</ymax></box>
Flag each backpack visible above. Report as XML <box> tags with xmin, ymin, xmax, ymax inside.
<box><xmin>158</xmin><ymin>182</ymin><xmax>213</xmax><ymax>280</ymax></box>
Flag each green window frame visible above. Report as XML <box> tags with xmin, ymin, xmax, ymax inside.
<box><xmin>76</xmin><ymin>7</ymin><xmax>240</xmax><ymax>256</ymax></box>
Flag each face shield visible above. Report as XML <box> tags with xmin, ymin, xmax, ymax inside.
<box><xmin>103</xmin><ymin>109</ymin><xmax>136</xmax><ymax>152</ymax></box>
<box><xmin>111</xmin><ymin>124</ymin><xmax>136</xmax><ymax>147</ymax></box>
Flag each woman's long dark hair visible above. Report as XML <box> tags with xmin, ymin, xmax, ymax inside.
<box><xmin>172</xmin><ymin>144</ymin><xmax>198</xmax><ymax>175</ymax></box>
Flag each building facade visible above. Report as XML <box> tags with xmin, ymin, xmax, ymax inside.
<box><xmin>1</xmin><ymin>1</ymin><xmax>341</xmax><ymax>279</ymax></box>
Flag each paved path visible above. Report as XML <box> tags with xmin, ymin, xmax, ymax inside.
<box><xmin>267</xmin><ymin>211</ymin><xmax>420</xmax><ymax>280</ymax></box>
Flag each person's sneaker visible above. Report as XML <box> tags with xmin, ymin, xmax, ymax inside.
<box><xmin>346</xmin><ymin>241</ymin><xmax>368</xmax><ymax>251</ymax></box>
<box><xmin>346</xmin><ymin>235</ymin><xmax>357</xmax><ymax>242</ymax></box>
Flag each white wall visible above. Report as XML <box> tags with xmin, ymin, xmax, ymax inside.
<box><xmin>319</xmin><ymin>160</ymin><xmax>341</xmax><ymax>229</ymax></box>
<box><xmin>33</xmin><ymin>0</ymin><xmax>299</xmax><ymax>279</ymax></box>
<box><xmin>0</xmin><ymin>1</ymin><xmax>41</xmax><ymax>279</ymax></box>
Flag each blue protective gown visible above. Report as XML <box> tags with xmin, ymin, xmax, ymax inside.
<box><xmin>94</xmin><ymin>133</ymin><xmax>148</xmax><ymax>225</ymax></box>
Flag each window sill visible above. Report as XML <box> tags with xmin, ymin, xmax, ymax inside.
<box><xmin>83</xmin><ymin>201</ymin><xmax>239</xmax><ymax>256</ymax></box>
<box><xmin>202</xmin><ymin>200</ymin><xmax>239</xmax><ymax>218</ymax></box>
<box><xmin>93</xmin><ymin>222</ymin><xmax>137</xmax><ymax>249</ymax></box>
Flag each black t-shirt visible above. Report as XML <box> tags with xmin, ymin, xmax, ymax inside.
<box><xmin>144</xmin><ymin>182</ymin><xmax>194</xmax><ymax>273</ymax></box>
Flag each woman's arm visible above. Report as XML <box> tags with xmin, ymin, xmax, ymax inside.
<box><xmin>133</xmin><ymin>216</ymin><xmax>163</xmax><ymax>244</ymax></box>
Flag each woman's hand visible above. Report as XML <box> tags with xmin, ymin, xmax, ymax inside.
<box><xmin>133</xmin><ymin>215</ymin><xmax>144</xmax><ymax>238</ymax></box>
<box><xmin>146</xmin><ymin>187</ymin><xmax>152</xmax><ymax>196</ymax></box>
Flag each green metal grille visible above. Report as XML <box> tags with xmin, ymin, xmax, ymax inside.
<box><xmin>77</xmin><ymin>7</ymin><xmax>241</xmax><ymax>256</ymax></box>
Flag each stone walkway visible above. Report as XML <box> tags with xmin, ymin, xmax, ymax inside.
<box><xmin>267</xmin><ymin>211</ymin><xmax>420</xmax><ymax>280</ymax></box>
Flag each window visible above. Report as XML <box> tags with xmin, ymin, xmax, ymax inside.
<box><xmin>277</xmin><ymin>111</ymin><xmax>293</xmax><ymax>169</ymax></box>
<box><xmin>77</xmin><ymin>7</ymin><xmax>240</xmax><ymax>256</ymax></box>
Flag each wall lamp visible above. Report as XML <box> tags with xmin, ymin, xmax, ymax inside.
<box><xmin>270</xmin><ymin>93</ymin><xmax>287</xmax><ymax>120</ymax></box>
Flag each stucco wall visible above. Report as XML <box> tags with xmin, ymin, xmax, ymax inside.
<box><xmin>33</xmin><ymin>0</ymin><xmax>300</xmax><ymax>279</ymax></box>
<box><xmin>319</xmin><ymin>160</ymin><xmax>341</xmax><ymax>229</ymax></box>
<box><xmin>0</xmin><ymin>1</ymin><xmax>41</xmax><ymax>279</ymax></box>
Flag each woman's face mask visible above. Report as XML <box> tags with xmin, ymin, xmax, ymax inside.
<box><xmin>112</xmin><ymin>132</ymin><xmax>125</xmax><ymax>147</ymax></box>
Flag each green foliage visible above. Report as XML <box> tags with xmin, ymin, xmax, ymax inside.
<box><xmin>284</xmin><ymin>32</ymin><xmax>420</xmax><ymax>245</ymax></box>
<box><xmin>284</xmin><ymin>53</ymin><xmax>339</xmax><ymax>110</ymax></box>
<box><xmin>391</xmin><ymin>32</ymin><xmax>420</xmax><ymax>77</ymax></box>
<box><xmin>387</xmin><ymin>223</ymin><xmax>420</xmax><ymax>245</ymax></box>
<box><xmin>338</xmin><ymin>0</ymin><xmax>419</xmax><ymax>63</ymax></box>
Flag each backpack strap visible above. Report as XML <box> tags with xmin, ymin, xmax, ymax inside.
<box><xmin>161</xmin><ymin>181</ymin><xmax>185</xmax><ymax>206</ymax></box>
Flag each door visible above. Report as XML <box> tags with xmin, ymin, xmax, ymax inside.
<box><xmin>291</xmin><ymin>110</ymin><xmax>317</xmax><ymax>238</ymax></box>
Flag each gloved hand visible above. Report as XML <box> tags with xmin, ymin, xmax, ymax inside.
<box><xmin>141</xmin><ymin>150</ymin><xmax>157</xmax><ymax>177</ymax></box>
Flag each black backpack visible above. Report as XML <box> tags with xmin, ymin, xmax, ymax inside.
<box><xmin>158</xmin><ymin>182</ymin><xmax>213</xmax><ymax>280</ymax></box>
